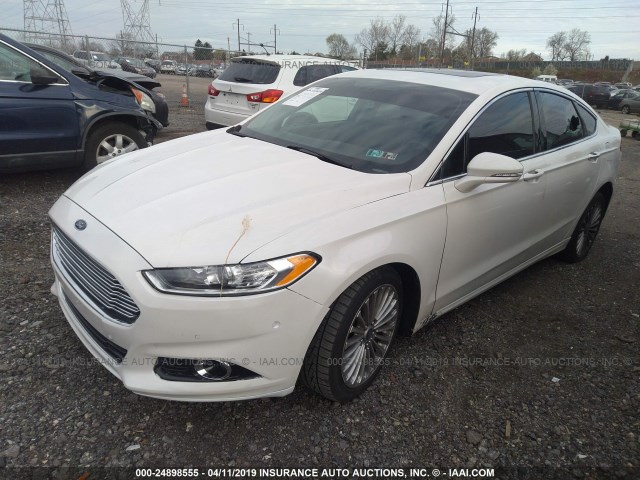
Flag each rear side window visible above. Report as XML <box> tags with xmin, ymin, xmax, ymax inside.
<box><xmin>537</xmin><ymin>92</ymin><xmax>583</xmax><ymax>150</ymax></box>
<box><xmin>219</xmin><ymin>59</ymin><xmax>280</xmax><ymax>84</ymax></box>
<box><xmin>337</xmin><ymin>65</ymin><xmax>358</xmax><ymax>73</ymax></box>
<box><xmin>575</xmin><ymin>103</ymin><xmax>597</xmax><ymax>136</ymax></box>
<box><xmin>293</xmin><ymin>64</ymin><xmax>337</xmax><ymax>87</ymax></box>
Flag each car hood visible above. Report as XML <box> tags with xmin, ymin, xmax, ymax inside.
<box><xmin>94</xmin><ymin>69</ymin><xmax>161</xmax><ymax>89</ymax></box>
<box><xmin>63</xmin><ymin>131</ymin><xmax>411</xmax><ymax>267</ymax></box>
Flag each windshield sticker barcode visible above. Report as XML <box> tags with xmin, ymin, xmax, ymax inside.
<box><xmin>366</xmin><ymin>149</ymin><xmax>398</xmax><ymax>160</ymax></box>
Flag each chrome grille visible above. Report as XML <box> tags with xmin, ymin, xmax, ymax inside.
<box><xmin>52</xmin><ymin>226</ymin><xmax>140</xmax><ymax>324</ymax></box>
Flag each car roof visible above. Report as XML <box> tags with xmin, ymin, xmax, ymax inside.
<box><xmin>232</xmin><ymin>54</ymin><xmax>348</xmax><ymax>65</ymax></box>
<box><xmin>335</xmin><ymin>68</ymin><xmax>562</xmax><ymax>96</ymax></box>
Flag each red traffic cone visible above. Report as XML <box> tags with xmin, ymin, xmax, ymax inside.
<box><xmin>180</xmin><ymin>83</ymin><xmax>189</xmax><ymax>107</ymax></box>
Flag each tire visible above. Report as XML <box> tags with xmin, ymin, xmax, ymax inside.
<box><xmin>621</xmin><ymin>105</ymin><xmax>631</xmax><ymax>114</ymax></box>
<box><xmin>620</xmin><ymin>129</ymin><xmax>627</xmax><ymax>137</ymax></box>
<box><xmin>558</xmin><ymin>192</ymin><xmax>607</xmax><ymax>263</ymax></box>
<box><xmin>301</xmin><ymin>267</ymin><xmax>403</xmax><ymax>402</ymax></box>
<box><xmin>632</xmin><ymin>131</ymin><xmax>639</xmax><ymax>139</ymax></box>
<box><xmin>84</xmin><ymin>122</ymin><xmax>146</xmax><ymax>171</ymax></box>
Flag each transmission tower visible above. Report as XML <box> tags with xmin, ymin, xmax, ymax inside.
<box><xmin>121</xmin><ymin>0</ymin><xmax>155</xmax><ymax>44</ymax></box>
<box><xmin>23</xmin><ymin>0</ymin><xmax>74</xmax><ymax>50</ymax></box>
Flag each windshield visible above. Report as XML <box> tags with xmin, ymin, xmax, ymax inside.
<box><xmin>218</xmin><ymin>59</ymin><xmax>280</xmax><ymax>84</ymax></box>
<box><xmin>240</xmin><ymin>77</ymin><xmax>477</xmax><ymax>174</ymax></box>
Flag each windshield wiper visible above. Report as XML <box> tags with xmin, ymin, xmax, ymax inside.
<box><xmin>233</xmin><ymin>76</ymin><xmax>253</xmax><ymax>83</ymax></box>
<box><xmin>226</xmin><ymin>125</ymin><xmax>248</xmax><ymax>137</ymax></box>
<box><xmin>286</xmin><ymin>145</ymin><xmax>352</xmax><ymax>169</ymax></box>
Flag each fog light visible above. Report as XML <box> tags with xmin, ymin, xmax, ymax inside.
<box><xmin>154</xmin><ymin>357</ymin><xmax>260</xmax><ymax>382</ymax></box>
<box><xmin>194</xmin><ymin>359</ymin><xmax>232</xmax><ymax>381</ymax></box>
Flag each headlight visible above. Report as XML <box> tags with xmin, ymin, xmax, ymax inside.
<box><xmin>142</xmin><ymin>253</ymin><xmax>319</xmax><ymax>296</ymax></box>
<box><xmin>131</xmin><ymin>87</ymin><xmax>156</xmax><ymax>113</ymax></box>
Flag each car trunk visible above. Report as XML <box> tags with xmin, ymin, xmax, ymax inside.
<box><xmin>212</xmin><ymin>58</ymin><xmax>282</xmax><ymax>117</ymax></box>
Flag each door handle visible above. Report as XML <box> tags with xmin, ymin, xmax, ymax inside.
<box><xmin>587</xmin><ymin>152</ymin><xmax>600</xmax><ymax>162</ymax></box>
<box><xmin>523</xmin><ymin>169</ymin><xmax>544</xmax><ymax>181</ymax></box>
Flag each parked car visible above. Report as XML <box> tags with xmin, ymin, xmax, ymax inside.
<box><xmin>73</xmin><ymin>50</ymin><xmax>121</xmax><ymax>70</ymax></box>
<box><xmin>49</xmin><ymin>69</ymin><xmax>620</xmax><ymax>402</ymax></box>
<box><xmin>145</xmin><ymin>58</ymin><xmax>161</xmax><ymax>73</ymax></box>
<box><xmin>535</xmin><ymin>74</ymin><xmax>557</xmax><ymax>83</ymax></box>
<box><xmin>175</xmin><ymin>63</ymin><xmax>187</xmax><ymax>75</ymax></box>
<box><xmin>607</xmin><ymin>89</ymin><xmax>632</xmax><ymax>109</ymax></box>
<box><xmin>193</xmin><ymin>64</ymin><xmax>215</xmax><ymax>77</ymax></box>
<box><xmin>0</xmin><ymin>33</ymin><xmax>160</xmax><ymax>173</ymax></box>
<box><xmin>160</xmin><ymin>59</ymin><xmax>176</xmax><ymax>74</ymax></box>
<box><xmin>556</xmin><ymin>79</ymin><xmax>574</xmax><ymax>86</ymax></box>
<box><xmin>28</xmin><ymin>43</ymin><xmax>169</xmax><ymax>127</ymax></box>
<box><xmin>567</xmin><ymin>83</ymin><xmax>610</xmax><ymax>109</ymax></box>
<box><xmin>117</xmin><ymin>57</ymin><xmax>156</xmax><ymax>78</ymax></box>
<box><xmin>619</xmin><ymin>90</ymin><xmax>640</xmax><ymax>114</ymax></box>
<box><xmin>204</xmin><ymin>55</ymin><xmax>358</xmax><ymax>129</ymax></box>
<box><xmin>615</xmin><ymin>82</ymin><xmax>632</xmax><ymax>89</ymax></box>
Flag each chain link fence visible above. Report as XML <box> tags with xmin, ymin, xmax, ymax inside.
<box><xmin>1</xmin><ymin>27</ymin><xmax>243</xmax><ymax>101</ymax></box>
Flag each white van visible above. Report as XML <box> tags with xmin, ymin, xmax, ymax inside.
<box><xmin>535</xmin><ymin>75</ymin><xmax>558</xmax><ymax>83</ymax></box>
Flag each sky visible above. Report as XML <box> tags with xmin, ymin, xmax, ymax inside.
<box><xmin>3</xmin><ymin>0</ymin><xmax>639</xmax><ymax>60</ymax></box>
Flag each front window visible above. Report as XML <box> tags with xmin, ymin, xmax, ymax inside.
<box><xmin>240</xmin><ymin>77</ymin><xmax>477</xmax><ymax>174</ymax></box>
<box><xmin>0</xmin><ymin>41</ymin><xmax>56</xmax><ymax>83</ymax></box>
<box><xmin>437</xmin><ymin>92</ymin><xmax>534</xmax><ymax>179</ymax></box>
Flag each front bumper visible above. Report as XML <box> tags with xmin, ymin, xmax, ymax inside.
<box><xmin>49</xmin><ymin>196</ymin><xmax>328</xmax><ymax>401</ymax></box>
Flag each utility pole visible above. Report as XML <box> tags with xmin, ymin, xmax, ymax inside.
<box><xmin>270</xmin><ymin>24</ymin><xmax>280</xmax><ymax>53</ymax></box>
<box><xmin>233</xmin><ymin>18</ymin><xmax>243</xmax><ymax>53</ymax></box>
<box><xmin>247</xmin><ymin>32</ymin><xmax>251</xmax><ymax>54</ymax></box>
<box><xmin>227</xmin><ymin>37</ymin><xmax>231</xmax><ymax>62</ymax></box>
<box><xmin>470</xmin><ymin>7</ymin><xmax>479</xmax><ymax>70</ymax></box>
<box><xmin>440</xmin><ymin>0</ymin><xmax>450</xmax><ymax>67</ymax></box>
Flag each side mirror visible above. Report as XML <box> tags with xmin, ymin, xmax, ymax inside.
<box><xmin>30</xmin><ymin>67</ymin><xmax>60</xmax><ymax>86</ymax></box>
<box><xmin>454</xmin><ymin>152</ymin><xmax>523</xmax><ymax>193</ymax></box>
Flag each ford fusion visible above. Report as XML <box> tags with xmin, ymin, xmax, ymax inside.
<box><xmin>49</xmin><ymin>69</ymin><xmax>621</xmax><ymax>402</ymax></box>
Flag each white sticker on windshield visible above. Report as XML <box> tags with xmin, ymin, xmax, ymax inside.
<box><xmin>282</xmin><ymin>87</ymin><xmax>329</xmax><ymax>107</ymax></box>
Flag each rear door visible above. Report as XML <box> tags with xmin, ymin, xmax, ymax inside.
<box><xmin>531</xmin><ymin>89</ymin><xmax>602</xmax><ymax>244</ymax></box>
<box><xmin>211</xmin><ymin>58</ymin><xmax>282</xmax><ymax>117</ymax></box>
<box><xmin>0</xmin><ymin>39</ymin><xmax>78</xmax><ymax>170</ymax></box>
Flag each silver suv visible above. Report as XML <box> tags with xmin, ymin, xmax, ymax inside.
<box><xmin>72</xmin><ymin>50</ymin><xmax>121</xmax><ymax>70</ymax></box>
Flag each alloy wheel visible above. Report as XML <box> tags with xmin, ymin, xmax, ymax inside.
<box><xmin>341</xmin><ymin>284</ymin><xmax>399</xmax><ymax>387</ymax></box>
<box><xmin>575</xmin><ymin>201</ymin><xmax>603</xmax><ymax>257</ymax></box>
<box><xmin>96</xmin><ymin>133</ymin><xmax>139</xmax><ymax>164</ymax></box>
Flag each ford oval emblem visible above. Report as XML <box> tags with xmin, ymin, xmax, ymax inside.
<box><xmin>74</xmin><ymin>219</ymin><xmax>87</xmax><ymax>231</ymax></box>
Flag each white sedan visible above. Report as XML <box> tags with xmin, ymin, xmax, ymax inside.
<box><xmin>49</xmin><ymin>69</ymin><xmax>621</xmax><ymax>402</ymax></box>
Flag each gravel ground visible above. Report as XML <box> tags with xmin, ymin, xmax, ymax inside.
<box><xmin>0</xmin><ymin>103</ymin><xmax>639</xmax><ymax>479</ymax></box>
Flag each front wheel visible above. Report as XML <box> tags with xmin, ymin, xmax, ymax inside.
<box><xmin>621</xmin><ymin>105</ymin><xmax>631</xmax><ymax>114</ymax></box>
<box><xmin>302</xmin><ymin>267</ymin><xmax>403</xmax><ymax>402</ymax></box>
<box><xmin>84</xmin><ymin>122</ymin><xmax>146</xmax><ymax>171</ymax></box>
<box><xmin>558</xmin><ymin>192</ymin><xmax>607</xmax><ymax>263</ymax></box>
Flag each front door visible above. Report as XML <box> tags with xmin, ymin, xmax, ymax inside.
<box><xmin>0</xmin><ymin>39</ymin><xmax>78</xmax><ymax>170</ymax></box>
<box><xmin>434</xmin><ymin>90</ymin><xmax>549</xmax><ymax>313</ymax></box>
